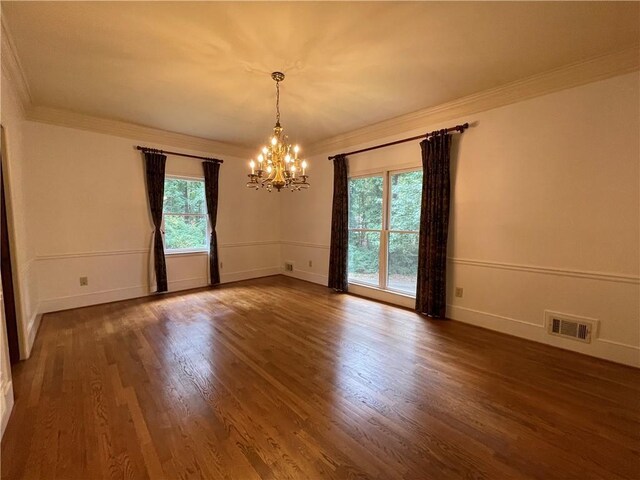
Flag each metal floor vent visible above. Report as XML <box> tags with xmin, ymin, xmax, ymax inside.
<box><xmin>284</xmin><ymin>262</ymin><xmax>294</xmax><ymax>272</ymax></box>
<box><xmin>545</xmin><ymin>311</ymin><xmax>597</xmax><ymax>344</ymax></box>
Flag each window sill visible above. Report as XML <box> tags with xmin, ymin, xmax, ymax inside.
<box><xmin>349</xmin><ymin>281</ymin><xmax>415</xmax><ymax>298</ymax></box>
<box><xmin>348</xmin><ymin>282</ymin><xmax>416</xmax><ymax>309</ymax></box>
<box><xmin>165</xmin><ymin>249</ymin><xmax>209</xmax><ymax>257</ymax></box>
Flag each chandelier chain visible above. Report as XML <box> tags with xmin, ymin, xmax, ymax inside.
<box><xmin>275</xmin><ymin>80</ymin><xmax>281</xmax><ymax>125</ymax></box>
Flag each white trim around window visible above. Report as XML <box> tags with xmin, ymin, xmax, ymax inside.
<box><xmin>165</xmin><ymin>249</ymin><xmax>209</xmax><ymax>256</ymax></box>
<box><xmin>348</xmin><ymin>166</ymin><xmax>422</xmax><ymax>298</ymax></box>
<box><xmin>163</xmin><ymin>175</ymin><xmax>211</xmax><ymax>254</ymax></box>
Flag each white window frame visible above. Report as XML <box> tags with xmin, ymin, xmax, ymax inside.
<box><xmin>163</xmin><ymin>175</ymin><xmax>210</xmax><ymax>255</ymax></box>
<box><xmin>348</xmin><ymin>166</ymin><xmax>421</xmax><ymax>297</ymax></box>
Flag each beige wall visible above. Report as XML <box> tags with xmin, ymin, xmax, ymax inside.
<box><xmin>280</xmin><ymin>72</ymin><xmax>640</xmax><ymax>366</ymax></box>
<box><xmin>23</xmin><ymin>121</ymin><xmax>282</xmax><ymax>313</ymax></box>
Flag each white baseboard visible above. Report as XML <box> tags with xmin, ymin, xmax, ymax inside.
<box><xmin>168</xmin><ymin>277</ymin><xmax>209</xmax><ymax>291</ymax></box>
<box><xmin>220</xmin><ymin>267</ymin><xmax>281</xmax><ymax>284</ymax></box>
<box><xmin>23</xmin><ymin>309</ymin><xmax>43</xmax><ymax>359</ymax></box>
<box><xmin>282</xmin><ymin>269</ymin><xmax>327</xmax><ymax>286</ymax></box>
<box><xmin>447</xmin><ymin>304</ymin><xmax>640</xmax><ymax>367</ymax></box>
<box><xmin>38</xmin><ymin>277</ymin><xmax>211</xmax><ymax>313</ymax></box>
<box><xmin>37</xmin><ymin>268</ymin><xmax>283</xmax><ymax>314</ymax></box>
<box><xmin>39</xmin><ymin>284</ymin><xmax>150</xmax><ymax>313</ymax></box>
<box><xmin>1</xmin><ymin>379</ymin><xmax>14</xmax><ymax>439</ymax></box>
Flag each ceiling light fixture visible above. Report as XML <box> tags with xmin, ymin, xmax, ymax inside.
<box><xmin>247</xmin><ymin>72</ymin><xmax>309</xmax><ymax>192</ymax></box>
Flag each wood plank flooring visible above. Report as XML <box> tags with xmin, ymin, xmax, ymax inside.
<box><xmin>2</xmin><ymin>275</ymin><xmax>639</xmax><ymax>479</ymax></box>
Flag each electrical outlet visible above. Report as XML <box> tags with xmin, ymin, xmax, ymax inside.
<box><xmin>80</xmin><ymin>276</ymin><xmax>88</xmax><ymax>286</ymax></box>
<box><xmin>455</xmin><ymin>287</ymin><xmax>463</xmax><ymax>298</ymax></box>
<box><xmin>308</xmin><ymin>260</ymin><xmax>313</xmax><ymax>267</ymax></box>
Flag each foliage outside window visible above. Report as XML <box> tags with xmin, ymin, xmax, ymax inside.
<box><xmin>348</xmin><ymin>169</ymin><xmax>422</xmax><ymax>295</ymax></box>
<box><xmin>163</xmin><ymin>177</ymin><xmax>208</xmax><ymax>251</ymax></box>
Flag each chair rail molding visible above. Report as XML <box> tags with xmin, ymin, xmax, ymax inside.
<box><xmin>280</xmin><ymin>240</ymin><xmax>331</xmax><ymax>250</ymax></box>
<box><xmin>448</xmin><ymin>257</ymin><xmax>640</xmax><ymax>285</ymax></box>
<box><xmin>34</xmin><ymin>241</ymin><xmax>283</xmax><ymax>262</ymax></box>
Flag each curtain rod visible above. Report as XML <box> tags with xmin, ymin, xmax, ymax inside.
<box><xmin>136</xmin><ymin>145</ymin><xmax>223</xmax><ymax>163</ymax></box>
<box><xmin>327</xmin><ymin>123</ymin><xmax>469</xmax><ymax>160</ymax></box>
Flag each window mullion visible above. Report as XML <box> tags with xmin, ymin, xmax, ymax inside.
<box><xmin>380</xmin><ymin>171</ymin><xmax>390</xmax><ymax>290</ymax></box>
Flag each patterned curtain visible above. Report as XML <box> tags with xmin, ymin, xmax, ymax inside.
<box><xmin>416</xmin><ymin>132</ymin><xmax>452</xmax><ymax>318</ymax></box>
<box><xmin>143</xmin><ymin>151</ymin><xmax>168</xmax><ymax>293</ymax></box>
<box><xmin>328</xmin><ymin>154</ymin><xmax>349</xmax><ymax>292</ymax></box>
<box><xmin>202</xmin><ymin>161</ymin><xmax>221</xmax><ymax>285</ymax></box>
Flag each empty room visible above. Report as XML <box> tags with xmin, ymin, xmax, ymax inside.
<box><xmin>0</xmin><ymin>1</ymin><xmax>639</xmax><ymax>479</ymax></box>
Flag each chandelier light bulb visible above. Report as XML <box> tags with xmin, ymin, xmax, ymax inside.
<box><xmin>285</xmin><ymin>154</ymin><xmax>291</xmax><ymax>162</ymax></box>
<box><xmin>294</xmin><ymin>145</ymin><xmax>299</xmax><ymax>154</ymax></box>
<box><xmin>271</xmin><ymin>137</ymin><xmax>277</xmax><ymax>146</ymax></box>
<box><xmin>262</xmin><ymin>146</ymin><xmax>268</xmax><ymax>154</ymax></box>
<box><xmin>267</xmin><ymin>165</ymin><xmax>273</xmax><ymax>173</ymax></box>
<box><xmin>249</xmin><ymin>160</ymin><xmax>255</xmax><ymax>174</ymax></box>
<box><xmin>258</xmin><ymin>154</ymin><xmax>264</xmax><ymax>163</ymax></box>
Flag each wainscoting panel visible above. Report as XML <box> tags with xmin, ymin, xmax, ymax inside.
<box><xmin>447</xmin><ymin>260</ymin><xmax>640</xmax><ymax>366</ymax></box>
<box><xmin>16</xmin><ymin>259</ymin><xmax>40</xmax><ymax>359</ymax></box>
<box><xmin>0</xmin><ymin>378</ymin><xmax>13</xmax><ymax>438</ymax></box>
<box><xmin>280</xmin><ymin>241</ymin><xmax>639</xmax><ymax>366</ymax></box>
<box><xmin>36</xmin><ymin>241</ymin><xmax>282</xmax><ymax>314</ymax></box>
<box><xmin>31</xmin><ymin>240</ymin><xmax>639</xmax><ymax>366</ymax></box>
<box><xmin>280</xmin><ymin>241</ymin><xmax>329</xmax><ymax>286</ymax></box>
<box><xmin>0</xmin><ymin>289</ymin><xmax>14</xmax><ymax>438</ymax></box>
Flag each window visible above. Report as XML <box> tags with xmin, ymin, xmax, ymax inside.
<box><xmin>163</xmin><ymin>177</ymin><xmax>208</xmax><ymax>252</ymax></box>
<box><xmin>348</xmin><ymin>175</ymin><xmax>383</xmax><ymax>286</ymax></box>
<box><xmin>348</xmin><ymin>168</ymin><xmax>422</xmax><ymax>296</ymax></box>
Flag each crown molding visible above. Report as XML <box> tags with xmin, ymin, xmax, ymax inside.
<box><xmin>26</xmin><ymin>105</ymin><xmax>252</xmax><ymax>158</ymax></box>
<box><xmin>308</xmin><ymin>45</ymin><xmax>640</xmax><ymax>156</ymax></box>
<box><xmin>1</xmin><ymin>16</ymin><xmax>32</xmax><ymax>114</ymax></box>
<box><xmin>1</xmin><ymin>16</ymin><xmax>251</xmax><ymax>158</ymax></box>
<box><xmin>4</xmin><ymin>10</ymin><xmax>637</xmax><ymax>161</ymax></box>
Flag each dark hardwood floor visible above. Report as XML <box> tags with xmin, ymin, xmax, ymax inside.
<box><xmin>2</xmin><ymin>275</ymin><xmax>639</xmax><ymax>479</ymax></box>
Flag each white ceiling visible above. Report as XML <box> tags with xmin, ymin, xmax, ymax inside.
<box><xmin>3</xmin><ymin>1</ymin><xmax>639</xmax><ymax>148</ymax></box>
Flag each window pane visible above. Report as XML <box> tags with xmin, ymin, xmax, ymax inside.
<box><xmin>348</xmin><ymin>231</ymin><xmax>380</xmax><ymax>286</ymax></box>
<box><xmin>164</xmin><ymin>179</ymin><xmax>206</xmax><ymax>214</ymax></box>
<box><xmin>186</xmin><ymin>180</ymin><xmax>206</xmax><ymax>214</ymax></box>
<box><xmin>164</xmin><ymin>214</ymin><xmax>208</xmax><ymax>250</ymax></box>
<box><xmin>390</xmin><ymin>170</ymin><xmax>422</xmax><ymax>231</ymax></box>
<box><xmin>349</xmin><ymin>176</ymin><xmax>383</xmax><ymax>230</ymax></box>
<box><xmin>387</xmin><ymin>232</ymin><xmax>418</xmax><ymax>295</ymax></box>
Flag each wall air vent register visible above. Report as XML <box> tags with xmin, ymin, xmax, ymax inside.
<box><xmin>545</xmin><ymin>311</ymin><xmax>598</xmax><ymax>344</ymax></box>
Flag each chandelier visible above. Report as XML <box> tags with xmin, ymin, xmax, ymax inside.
<box><xmin>247</xmin><ymin>72</ymin><xmax>309</xmax><ymax>192</ymax></box>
